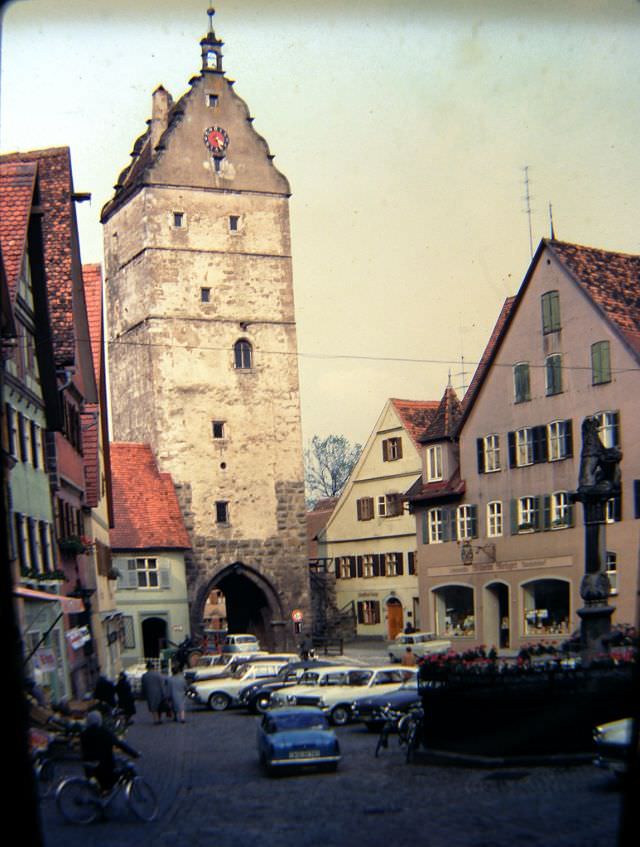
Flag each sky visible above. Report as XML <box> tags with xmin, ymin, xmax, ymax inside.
<box><xmin>1</xmin><ymin>0</ymin><xmax>639</xmax><ymax>449</ymax></box>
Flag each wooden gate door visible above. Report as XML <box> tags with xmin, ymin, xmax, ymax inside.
<box><xmin>386</xmin><ymin>600</ymin><xmax>403</xmax><ymax>640</ymax></box>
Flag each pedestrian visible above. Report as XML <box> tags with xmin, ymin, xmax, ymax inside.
<box><xmin>401</xmin><ymin>646</ymin><xmax>417</xmax><ymax>667</ymax></box>
<box><xmin>116</xmin><ymin>671</ymin><xmax>136</xmax><ymax>724</ymax></box>
<box><xmin>168</xmin><ymin>665</ymin><xmax>187</xmax><ymax>723</ymax></box>
<box><xmin>80</xmin><ymin>710</ymin><xmax>139</xmax><ymax>791</ymax></box>
<box><xmin>93</xmin><ymin>674</ymin><xmax>117</xmax><ymax>708</ymax></box>
<box><xmin>141</xmin><ymin>661</ymin><xmax>166</xmax><ymax>724</ymax></box>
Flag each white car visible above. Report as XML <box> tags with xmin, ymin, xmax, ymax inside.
<box><xmin>593</xmin><ymin>717</ymin><xmax>635</xmax><ymax>775</ymax></box>
<box><xmin>271</xmin><ymin>665</ymin><xmax>417</xmax><ymax>726</ymax></box>
<box><xmin>221</xmin><ymin>634</ymin><xmax>261</xmax><ymax>654</ymax></box>
<box><xmin>387</xmin><ymin>631</ymin><xmax>452</xmax><ymax>662</ymax></box>
<box><xmin>184</xmin><ymin>652</ymin><xmax>268</xmax><ymax>684</ymax></box>
<box><xmin>187</xmin><ymin>657</ymin><xmax>297</xmax><ymax>711</ymax></box>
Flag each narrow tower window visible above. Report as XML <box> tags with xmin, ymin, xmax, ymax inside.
<box><xmin>229</xmin><ymin>215</ymin><xmax>240</xmax><ymax>232</ymax></box>
<box><xmin>234</xmin><ymin>339</ymin><xmax>253</xmax><ymax>370</ymax></box>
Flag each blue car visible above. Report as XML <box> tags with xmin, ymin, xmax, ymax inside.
<box><xmin>257</xmin><ymin>707</ymin><xmax>341</xmax><ymax>774</ymax></box>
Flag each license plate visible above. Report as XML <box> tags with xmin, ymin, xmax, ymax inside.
<box><xmin>288</xmin><ymin>749</ymin><xmax>319</xmax><ymax>759</ymax></box>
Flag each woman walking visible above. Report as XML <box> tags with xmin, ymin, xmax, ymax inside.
<box><xmin>168</xmin><ymin>665</ymin><xmax>187</xmax><ymax>723</ymax></box>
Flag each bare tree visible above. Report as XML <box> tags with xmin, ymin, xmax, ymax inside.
<box><xmin>304</xmin><ymin>434</ymin><xmax>362</xmax><ymax>507</ymax></box>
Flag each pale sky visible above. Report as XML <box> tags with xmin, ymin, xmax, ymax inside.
<box><xmin>2</xmin><ymin>0</ymin><xmax>639</xmax><ymax>448</ymax></box>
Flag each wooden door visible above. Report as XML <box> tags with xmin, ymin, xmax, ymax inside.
<box><xmin>387</xmin><ymin>600</ymin><xmax>403</xmax><ymax>640</ymax></box>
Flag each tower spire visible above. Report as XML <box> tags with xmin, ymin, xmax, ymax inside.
<box><xmin>201</xmin><ymin>6</ymin><xmax>224</xmax><ymax>73</ymax></box>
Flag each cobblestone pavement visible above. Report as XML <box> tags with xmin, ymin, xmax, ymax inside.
<box><xmin>39</xmin><ymin>695</ymin><xmax>625</xmax><ymax>847</ymax></box>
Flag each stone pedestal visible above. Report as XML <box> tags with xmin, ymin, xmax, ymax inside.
<box><xmin>577</xmin><ymin>602</ymin><xmax>616</xmax><ymax>659</ymax></box>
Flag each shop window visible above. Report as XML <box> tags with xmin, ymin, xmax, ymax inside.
<box><xmin>433</xmin><ymin>585</ymin><xmax>475</xmax><ymax>637</ymax></box>
<box><xmin>522</xmin><ymin>579</ymin><xmax>570</xmax><ymax>636</ymax></box>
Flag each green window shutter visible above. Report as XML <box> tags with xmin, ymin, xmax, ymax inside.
<box><xmin>542</xmin><ymin>495</ymin><xmax>551</xmax><ymax>531</ymax></box>
<box><xmin>470</xmin><ymin>505</ymin><xmax>478</xmax><ymax>538</ymax></box>
<box><xmin>477</xmin><ymin>438</ymin><xmax>485</xmax><ymax>473</ymax></box>
<box><xmin>421</xmin><ymin>511</ymin><xmax>428</xmax><ymax>545</ymax></box>
<box><xmin>510</xmin><ymin>500</ymin><xmax>519</xmax><ymax>535</ymax></box>
<box><xmin>160</xmin><ymin>566</ymin><xmax>171</xmax><ymax>589</ymax></box>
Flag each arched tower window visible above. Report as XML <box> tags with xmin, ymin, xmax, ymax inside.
<box><xmin>234</xmin><ymin>339</ymin><xmax>253</xmax><ymax>370</ymax></box>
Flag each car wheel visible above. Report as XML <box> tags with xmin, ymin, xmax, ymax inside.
<box><xmin>255</xmin><ymin>693</ymin><xmax>271</xmax><ymax>713</ymax></box>
<box><xmin>208</xmin><ymin>692</ymin><xmax>231</xmax><ymax>711</ymax></box>
<box><xmin>330</xmin><ymin>705</ymin><xmax>350</xmax><ymax>726</ymax></box>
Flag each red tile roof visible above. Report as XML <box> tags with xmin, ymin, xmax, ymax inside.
<box><xmin>548</xmin><ymin>239</ymin><xmax>640</xmax><ymax>358</ymax></box>
<box><xmin>390</xmin><ymin>399</ymin><xmax>439</xmax><ymax>448</ymax></box>
<box><xmin>406</xmin><ymin>468</ymin><xmax>466</xmax><ymax>505</ymax></box>
<box><xmin>0</xmin><ymin>148</ymin><xmax>78</xmax><ymax>367</ymax></box>
<box><xmin>307</xmin><ymin>497</ymin><xmax>338</xmax><ymax>558</ymax></box>
<box><xmin>82</xmin><ymin>264</ymin><xmax>103</xmax><ymax>379</ymax></box>
<box><xmin>110</xmin><ymin>443</ymin><xmax>191</xmax><ymax>550</ymax></box>
<box><xmin>0</xmin><ymin>161</ymin><xmax>37</xmax><ymax>301</ymax></box>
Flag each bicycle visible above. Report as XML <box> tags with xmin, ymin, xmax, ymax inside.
<box><xmin>398</xmin><ymin>704</ymin><xmax>424</xmax><ymax>764</ymax></box>
<box><xmin>55</xmin><ymin>757</ymin><xmax>158</xmax><ymax>824</ymax></box>
<box><xmin>32</xmin><ymin>749</ymin><xmax>57</xmax><ymax>798</ymax></box>
<box><xmin>374</xmin><ymin>703</ymin><xmax>425</xmax><ymax>763</ymax></box>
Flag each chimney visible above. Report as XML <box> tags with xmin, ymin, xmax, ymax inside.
<box><xmin>150</xmin><ymin>86</ymin><xmax>172</xmax><ymax>151</ymax></box>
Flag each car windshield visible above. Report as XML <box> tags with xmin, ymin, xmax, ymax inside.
<box><xmin>267</xmin><ymin>713</ymin><xmax>329</xmax><ymax>733</ymax></box>
<box><xmin>372</xmin><ymin>670</ymin><xmax>405</xmax><ymax>685</ymax></box>
<box><xmin>196</xmin><ymin>656</ymin><xmax>224</xmax><ymax>668</ymax></box>
<box><xmin>299</xmin><ymin>672</ymin><xmax>320</xmax><ymax>685</ymax></box>
<box><xmin>231</xmin><ymin>665</ymin><xmax>252</xmax><ymax>679</ymax></box>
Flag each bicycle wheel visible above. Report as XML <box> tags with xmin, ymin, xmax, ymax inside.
<box><xmin>56</xmin><ymin>777</ymin><xmax>101</xmax><ymax>824</ymax></box>
<box><xmin>126</xmin><ymin>776</ymin><xmax>158</xmax><ymax>822</ymax></box>
<box><xmin>36</xmin><ymin>756</ymin><xmax>57</xmax><ymax>798</ymax></box>
<box><xmin>405</xmin><ymin>720</ymin><xmax>421</xmax><ymax>764</ymax></box>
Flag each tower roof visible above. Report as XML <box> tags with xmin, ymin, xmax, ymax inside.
<box><xmin>419</xmin><ymin>383</ymin><xmax>463</xmax><ymax>444</ymax></box>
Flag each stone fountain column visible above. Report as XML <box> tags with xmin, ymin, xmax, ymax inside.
<box><xmin>571</xmin><ymin>416</ymin><xmax>622</xmax><ymax>659</ymax></box>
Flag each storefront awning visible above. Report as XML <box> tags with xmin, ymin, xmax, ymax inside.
<box><xmin>14</xmin><ymin>586</ymin><xmax>84</xmax><ymax>614</ymax></box>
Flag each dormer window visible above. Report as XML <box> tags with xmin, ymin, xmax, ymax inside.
<box><xmin>426</xmin><ymin>445</ymin><xmax>443</xmax><ymax>482</ymax></box>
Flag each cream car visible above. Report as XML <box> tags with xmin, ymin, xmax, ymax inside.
<box><xmin>387</xmin><ymin>631</ymin><xmax>452</xmax><ymax>662</ymax></box>
<box><xmin>272</xmin><ymin>665</ymin><xmax>417</xmax><ymax>726</ymax></box>
<box><xmin>187</xmin><ymin>656</ymin><xmax>297</xmax><ymax>711</ymax></box>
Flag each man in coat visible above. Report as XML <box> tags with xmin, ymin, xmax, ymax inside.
<box><xmin>141</xmin><ymin>661</ymin><xmax>165</xmax><ymax>724</ymax></box>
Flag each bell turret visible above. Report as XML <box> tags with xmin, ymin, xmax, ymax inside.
<box><xmin>201</xmin><ymin>7</ymin><xmax>224</xmax><ymax>73</ymax></box>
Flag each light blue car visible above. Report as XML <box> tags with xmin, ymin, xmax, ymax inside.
<box><xmin>257</xmin><ymin>707</ymin><xmax>341</xmax><ymax>775</ymax></box>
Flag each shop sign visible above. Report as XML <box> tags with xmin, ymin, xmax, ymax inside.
<box><xmin>33</xmin><ymin>649</ymin><xmax>57</xmax><ymax>671</ymax></box>
<box><xmin>66</xmin><ymin>625</ymin><xmax>91</xmax><ymax>650</ymax></box>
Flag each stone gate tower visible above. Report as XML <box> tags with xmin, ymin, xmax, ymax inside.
<box><xmin>101</xmin><ymin>12</ymin><xmax>310</xmax><ymax>650</ymax></box>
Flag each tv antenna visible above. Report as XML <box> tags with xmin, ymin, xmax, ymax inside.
<box><xmin>522</xmin><ymin>166</ymin><xmax>534</xmax><ymax>258</ymax></box>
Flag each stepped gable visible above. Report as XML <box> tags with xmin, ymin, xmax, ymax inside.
<box><xmin>0</xmin><ymin>147</ymin><xmax>77</xmax><ymax>367</ymax></box>
<box><xmin>419</xmin><ymin>384</ymin><xmax>462</xmax><ymax>444</ymax></box>
<box><xmin>548</xmin><ymin>239</ymin><xmax>640</xmax><ymax>358</ymax></box>
<box><xmin>390</xmin><ymin>399</ymin><xmax>439</xmax><ymax>448</ymax></box>
<box><xmin>110</xmin><ymin>443</ymin><xmax>191</xmax><ymax>551</ymax></box>
<box><xmin>0</xmin><ymin>161</ymin><xmax>37</xmax><ymax>299</ymax></box>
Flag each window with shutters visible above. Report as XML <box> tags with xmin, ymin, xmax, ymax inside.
<box><xmin>130</xmin><ymin>557</ymin><xmax>159</xmax><ymax>589</ymax></box>
<box><xmin>591</xmin><ymin>341</ymin><xmax>611</xmax><ymax>385</ymax></box>
<box><xmin>338</xmin><ymin>558</ymin><xmax>352</xmax><ymax>579</ymax></box>
<box><xmin>545</xmin><ymin>353</ymin><xmax>563</xmax><ymax>396</ymax></box>
<box><xmin>384</xmin><ymin>553</ymin><xmax>399</xmax><ymax>577</ymax></box>
<box><xmin>426</xmin><ymin>445</ymin><xmax>443</xmax><ymax>482</ymax></box>
<box><xmin>513</xmin><ymin>362</ymin><xmax>531</xmax><ymax>403</ymax></box>
<box><xmin>362</xmin><ymin>555</ymin><xmax>375</xmax><ymax>578</ymax></box>
<box><xmin>382</xmin><ymin>437</ymin><xmax>403</xmax><ymax>461</ymax></box>
<box><xmin>6</xmin><ymin>404</ymin><xmax>17</xmax><ymax>459</ymax></box>
<box><xmin>378</xmin><ymin>493</ymin><xmax>403</xmax><ymax>518</ymax></box>
<box><xmin>456</xmin><ymin>505</ymin><xmax>477</xmax><ymax>541</ymax></box>
<box><xmin>408</xmin><ymin>551</ymin><xmax>416</xmax><ymax>575</ymax></box>
<box><xmin>487</xmin><ymin>501</ymin><xmax>503</xmax><ymax>538</ymax></box>
<box><xmin>15</xmin><ymin>513</ymin><xmax>28</xmax><ymax>572</ymax></box>
<box><xmin>541</xmin><ymin>290</ymin><xmax>561</xmax><ymax>334</ymax></box>
<box><xmin>517</xmin><ymin>497</ymin><xmax>538</xmax><ymax>532</ymax></box>
<box><xmin>547</xmin><ymin>419</ymin><xmax>572</xmax><ymax>461</ymax></box>
<box><xmin>478</xmin><ymin>434</ymin><xmax>500</xmax><ymax>473</ymax></box>
<box><xmin>593</xmin><ymin>410</ymin><xmax>620</xmax><ymax>448</ymax></box>
<box><xmin>551</xmin><ymin>491</ymin><xmax>571</xmax><ymax>529</ymax></box>
<box><xmin>515</xmin><ymin>428</ymin><xmax>534</xmax><ymax>467</ymax></box>
<box><xmin>356</xmin><ymin>497</ymin><xmax>374</xmax><ymax>521</ymax></box>
<box><xmin>357</xmin><ymin>600</ymin><xmax>380</xmax><ymax>625</ymax></box>
<box><xmin>427</xmin><ymin>508</ymin><xmax>444</xmax><ymax>544</ymax></box>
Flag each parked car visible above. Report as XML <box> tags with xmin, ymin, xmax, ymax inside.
<box><xmin>221</xmin><ymin>633</ymin><xmax>261</xmax><ymax>654</ymax></box>
<box><xmin>238</xmin><ymin>660</ymin><xmax>337</xmax><ymax>713</ymax></box>
<box><xmin>593</xmin><ymin>717</ymin><xmax>635</xmax><ymax>775</ymax></box>
<box><xmin>187</xmin><ymin>656</ymin><xmax>297</xmax><ymax>711</ymax></box>
<box><xmin>387</xmin><ymin>631</ymin><xmax>452</xmax><ymax>662</ymax></box>
<box><xmin>271</xmin><ymin>665</ymin><xmax>417</xmax><ymax>726</ymax></box>
<box><xmin>183</xmin><ymin>652</ymin><xmax>269</xmax><ymax>684</ymax></box>
<box><xmin>352</xmin><ymin>679</ymin><xmax>421</xmax><ymax>731</ymax></box>
<box><xmin>257</xmin><ymin>707</ymin><xmax>341</xmax><ymax>774</ymax></box>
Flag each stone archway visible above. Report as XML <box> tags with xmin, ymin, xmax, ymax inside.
<box><xmin>193</xmin><ymin>562</ymin><xmax>288</xmax><ymax>652</ymax></box>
